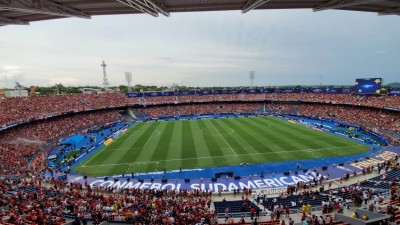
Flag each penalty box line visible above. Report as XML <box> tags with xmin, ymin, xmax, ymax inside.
<box><xmin>103</xmin><ymin>130</ymin><xmax>161</xmax><ymax>151</ymax></box>
<box><xmin>81</xmin><ymin>124</ymin><xmax>161</xmax><ymax>168</ymax></box>
<box><xmin>82</xmin><ymin>145</ymin><xmax>362</xmax><ymax>168</ymax></box>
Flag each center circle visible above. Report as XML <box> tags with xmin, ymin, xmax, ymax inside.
<box><xmin>201</xmin><ymin>127</ymin><xmax>234</xmax><ymax>136</ymax></box>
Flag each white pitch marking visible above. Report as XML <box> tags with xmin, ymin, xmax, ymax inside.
<box><xmin>81</xmin><ymin>123</ymin><xmax>141</xmax><ymax>167</ymax></box>
<box><xmin>201</xmin><ymin>127</ymin><xmax>235</xmax><ymax>136</ymax></box>
<box><xmin>84</xmin><ymin>144</ymin><xmax>363</xmax><ymax>168</ymax></box>
<box><xmin>142</xmin><ymin>127</ymin><xmax>161</xmax><ymax>149</ymax></box>
<box><xmin>82</xmin><ymin>154</ymin><xmax>238</xmax><ymax>168</ymax></box>
<box><xmin>81</xmin><ymin>146</ymin><xmax>106</xmax><ymax>168</ymax></box>
<box><xmin>207</xmin><ymin>119</ymin><xmax>238</xmax><ymax>156</ymax></box>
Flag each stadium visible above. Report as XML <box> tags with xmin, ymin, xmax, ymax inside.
<box><xmin>1</xmin><ymin>1</ymin><xmax>400</xmax><ymax>225</ymax></box>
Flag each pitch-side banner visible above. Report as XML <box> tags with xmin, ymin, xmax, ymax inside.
<box><xmin>70</xmin><ymin>171</ymin><xmax>323</xmax><ymax>192</ymax></box>
<box><xmin>126</xmin><ymin>88</ymin><xmax>352</xmax><ymax>98</ymax></box>
<box><xmin>66</xmin><ymin>147</ymin><xmax>399</xmax><ymax>192</ymax></box>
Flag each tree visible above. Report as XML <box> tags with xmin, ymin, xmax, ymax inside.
<box><xmin>119</xmin><ymin>85</ymin><xmax>129</xmax><ymax>94</ymax></box>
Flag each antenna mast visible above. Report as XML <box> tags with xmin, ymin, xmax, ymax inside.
<box><xmin>249</xmin><ymin>71</ymin><xmax>255</xmax><ymax>88</ymax></box>
<box><xmin>101</xmin><ymin>60</ymin><xmax>109</xmax><ymax>91</ymax></box>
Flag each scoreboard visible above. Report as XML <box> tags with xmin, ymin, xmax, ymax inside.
<box><xmin>354</xmin><ymin>78</ymin><xmax>382</xmax><ymax>95</ymax></box>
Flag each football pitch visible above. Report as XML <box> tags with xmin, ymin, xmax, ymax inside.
<box><xmin>74</xmin><ymin>116</ymin><xmax>369</xmax><ymax>176</ymax></box>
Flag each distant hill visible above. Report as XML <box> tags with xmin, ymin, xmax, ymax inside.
<box><xmin>385</xmin><ymin>82</ymin><xmax>400</xmax><ymax>88</ymax></box>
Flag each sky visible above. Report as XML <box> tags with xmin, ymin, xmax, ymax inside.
<box><xmin>0</xmin><ymin>9</ymin><xmax>399</xmax><ymax>88</ymax></box>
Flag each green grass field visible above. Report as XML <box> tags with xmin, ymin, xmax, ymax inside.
<box><xmin>73</xmin><ymin>116</ymin><xmax>369</xmax><ymax>176</ymax></box>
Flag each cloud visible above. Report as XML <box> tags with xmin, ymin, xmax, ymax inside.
<box><xmin>0</xmin><ymin>65</ymin><xmax>22</xmax><ymax>76</ymax></box>
<box><xmin>47</xmin><ymin>77</ymin><xmax>82</xmax><ymax>86</ymax></box>
<box><xmin>0</xmin><ymin>10</ymin><xmax>399</xmax><ymax>88</ymax></box>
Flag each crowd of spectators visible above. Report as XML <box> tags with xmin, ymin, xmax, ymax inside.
<box><xmin>131</xmin><ymin>103</ymin><xmax>265</xmax><ymax>118</ymax></box>
<box><xmin>0</xmin><ymin>91</ymin><xmax>398</xmax><ymax>225</ymax></box>
<box><xmin>0</xmin><ymin>110</ymin><xmax>122</xmax><ymax>176</ymax></box>
<box><xmin>1</xmin><ymin>163</ymin><xmax>397</xmax><ymax>225</ymax></box>
<box><xmin>0</xmin><ymin>176</ymin><xmax>213</xmax><ymax>225</ymax></box>
<box><xmin>1</xmin><ymin>94</ymin><xmax>396</xmax><ymax>177</ymax></box>
<box><xmin>131</xmin><ymin>93</ymin><xmax>400</xmax><ymax>110</ymax></box>
<box><xmin>290</xmin><ymin>104</ymin><xmax>400</xmax><ymax>135</ymax></box>
<box><xmin>131</xmin><ymin>102</ymin><xmax>400</xmax><ymax>137</ymax></box>
<box><xmin>0</xmin><ymin>93</ymin><xmax>127</xmax><ymax>127</ymax></box>
<box><xmin>1</xmin><ymin>92</ymin><xmax>399</xmax><ymax>129</ymax></box>
<box><xmin>0</xmin><ymin>92</ymin><xmax>398</xmax><ymax>221</ymax></box>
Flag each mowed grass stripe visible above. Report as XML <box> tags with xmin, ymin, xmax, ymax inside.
<box><xmin>221</xmin><ymin>117</ymin><xmax>303</xmax><ymax>163</ymax></box>
<box><xmin>261</xmin><ymin>117</ymin><xmax>369</xmax><ymax>155</ymax></box>
<box><xmin>262</xmin><ymin>117</ymin><xmax>368</xmax><ymax>154</ymax></box>
<box><xmin>109</xmin><ymin>123</ymin><xmax>161</xmax><ymax>164</ymax></box>
<box><xmin>129</xmin><ymin>122</ymin><xmax>161</xmax><ymax>148</ymax></box>
<box><xmin>229</xmin><ymin>118</ymin><xmax>276</xmax><ymax>153</ymax></box>
<box><xmin>214</xmin><ymin>118</ymin><xmax>261</xmax><ymax>155</ymax></box>
<box><xmin>191</xmin><ymin>120</ymin><xmax>212</xmax><ymax>158</ymax></box>
<box><xmin>181</xmin><ymin>120</ymin><xmax>198</xmax><ymax>168</ymax></box>
<box><xmin>164</xmin><ymin>121</ymin><xmax>183</xmax><ymax>170</ymax></box>
<box><xmin>197</xmin><ymin>119</ymin><xmax>241</xmax><ymax>167</ymax></box>
<box><xmin>126</xmin><ymin>122</ymin><xmax>170</xmax><ymax>173</ymax></box>
<box><xmin>116</xmin><ymin>122</ymin><xmax>165</xmax><ymax>173</ymax></box>
<box><xmin>243</xmin><ymin>118</ymin><xmax>300</xmax><ymax>152</ymax></box>
<box><xmin>206</xmin><ymin>119</ymin><xmax>238</xmax><ymax>156</ymax></box>
<box><xmin>236</xmin><ymin>117</ymin><xmax>309</xmax><ymax>162</ymax></box>
<box><xmin>266</xmin><ymin>117</ymin><xmax>326</xmax><ymax>138</ymax></box>
<box><xmin>197</xmin><ymin>120</ymin><xmax>226</xmax><ymax>160</ymax></box>
<box><xmin>261</xmin><ymin>118</ymin><xmax>328</xmax><ymax>150</ymax></box>
<box><xmin>100</xmin><ymin>122</ymin><xmax>145</xmax><ymax>151</ymax></box>
<box><xmin>86</xmin><ymin>122</ymin><xmax>161</xmax><ymax>171</ymax></box>
<box><xmin>261</xmin><ymin>117</ymin><xmax>353</xmax><ymax>156</ymax></box>
<box><xmin>223</xmin><ymin>118</ymin><xmax>273</xmax><ymax>164</ymax></box>
<box><xmin>212</xmin><ymin>118</ymin><xmax>264</xmax><ymax>162</ymax></box>
<box><xmin>235</xmin><ymin>117</ymin><xmax>301</xmax><ymax>152</ymax></box>
<box><xmin>104</xmin><ymin>122</ymin><xmax>161</xmax><ymax>164</ymax></box>
<box><xmin>260</xmin><ymin>117</ymin><xmax>333</xmax><ymax>150</ymax></box>
<box><xmin>151</xmin><ymin>122</ymin><xmax>175</xmax><ymax>162</ymax></box>
<box><xmin>74</xmin><ymin>117</ymin><xmax>370</xmax><ymax>176</ymax></box>
<box><xmin>264</xmin><ymin>117</ymin><xmax>347</xmax><ymax>148</ymax></box>
<box><xmin>264</xmin><ymin>117</ymin><xmax>356</xmax><ymax>147</ymax></box>
<box><xmin>229</xmin><ymin>118</ymin><xmax>289</xmax><ymax>153</ymax></box>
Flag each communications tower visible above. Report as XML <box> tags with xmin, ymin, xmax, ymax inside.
<box><xmin>101</xmin><ymin>60</ymin><xmax>109</xmax><ymax>91</ymax></box>
<box><xmin>249</xmin><ymin>70</ymin><xmax>255</xmax><ymax>88</ymax></box>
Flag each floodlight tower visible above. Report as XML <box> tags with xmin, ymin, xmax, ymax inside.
<box><xmin>125</xmin><ymin>72</ymin><xmax>132</xmax><ymax>92</ymax></box>
<box><xmin>249</xmin><ymin>71</ymin><xmax>255</xmax><ymax>88</ymax></box>
<box><xmin>101</xmin><ymin>60</ymin><xmax>109</xmax><ymax>91</ymax></box>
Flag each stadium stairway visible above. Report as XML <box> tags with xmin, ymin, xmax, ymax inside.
<box><xmin>261</xmin><ymin>194</ymin><xmax>329</xmax><ymax>210</ymax></box>
<box><xmin>330</xmin><ymin>221</ymin><xmax>350</xmax><ymax>225</ymax></box>
<box><xmin>218</xmin><ymin>220</ymin><xmax>350</xmax><ymax>225</ymax></box>
<box><xmin>214</xmin><ymin>200</ymin><xmax>262</xmax><ymax>217</ymax></box>
<box><xmin>360</xmin><ymin>169</ymin><xmax>400</xmax><ymax>190</ymax></box>
<box><xmin>24</xmin><ymin>186</ymin><xmax>37</xmax><ymax>194</ymax></box>
<box><xmin>218</xmin><ymin>221</ymin><xmax>280</xmax><ymax>225</ymax></box>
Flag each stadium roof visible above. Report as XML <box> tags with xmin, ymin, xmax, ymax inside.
<box><xmin>0</xmin><ymin>0</ymin><xmax>399</xmax><ymax>26</ymax></box>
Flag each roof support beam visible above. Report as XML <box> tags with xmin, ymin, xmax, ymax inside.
<box><xmin>313</xmin><ymin>0</ymin><xmax>382</xmax><ymax>12</ymax></box>
<box><xmin>0</xmin><ymin>16</ymin><xmax>29</xmax><ymax>25</ymax></box>
<box><xmin>115</xmin><ymin>0</ymin><xmax>170</xmax><ymax>17</ymax></box>
<box><xmin>242</xmin><ymin>0</ymin><xmax>271</xmax><ymax>13</ymax></box>
<box><xmin>0</xmin><ymin>0</ymin><xmax>91</xmax><ymax>19</ymax></box>
<box><xmin>378</xmin><ymin>7</ymin><xmax>400</xmax><ymax>15</ymax></box>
